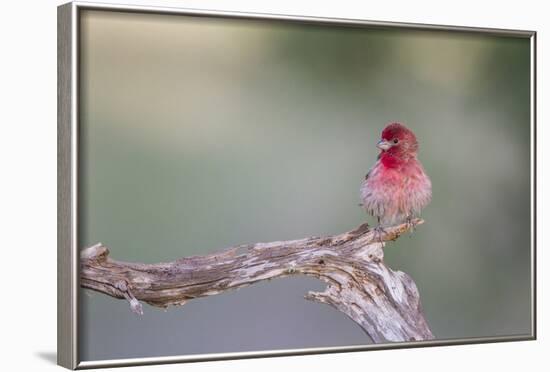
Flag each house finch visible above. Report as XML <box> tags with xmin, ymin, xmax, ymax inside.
<box><xmin>360</xmin><ymin>122</ymin><xmax>431</xmax><ymax>237</ymax></box>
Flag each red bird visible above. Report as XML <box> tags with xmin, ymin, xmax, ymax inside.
<box><xmin>360</xmin><ymin>122</ymin><xmax>432</xmax><ymax>236</ymax></box>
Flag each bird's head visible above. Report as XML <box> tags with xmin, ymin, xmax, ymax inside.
<box><xmin>377</xmin><ymin>122</ymin><xmax>419</xmax><ymax>166</ymax></box>
<box><xmin>377</xmin><ymin>122</ymin><xmax>418</xmax><ymax>155</ymax></box>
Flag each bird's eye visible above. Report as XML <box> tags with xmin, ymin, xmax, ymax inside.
<box><xmin>393</xmin><ymin>138</ymin><xmax>399</xmax><ymax>144</ymax></box>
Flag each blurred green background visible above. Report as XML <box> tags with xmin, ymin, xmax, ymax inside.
<box><xmin>78</xmin><ymin>10</ymin><xmax>532</xmax><ymax>361</ymax></box>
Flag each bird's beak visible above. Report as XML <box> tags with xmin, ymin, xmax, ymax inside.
<box><xmin>377</xmin><ymin>139</ymin><xmax>392</xmax><ymax>151</ymax></box>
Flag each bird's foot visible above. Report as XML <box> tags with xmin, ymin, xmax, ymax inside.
<box><xmin>373</xmin><ymin>225</ymin><xmax>387</xmax><ymax>244</ymax></box>
<box><xmin>405</xmin><ymin>217</ymin><xmax>418</xmax><ymax>235</ymax></box>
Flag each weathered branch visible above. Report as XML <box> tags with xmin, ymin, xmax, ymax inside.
<box><xmin>80</xmin><ymin>220</ymin><xmax>434</xmax><ymax>343</ymax></box>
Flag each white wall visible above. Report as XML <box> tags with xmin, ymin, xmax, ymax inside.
<box><xmin>0</xmin><ymin>0</ymin><xmax>546</xmax><ymax>371</ymax></box>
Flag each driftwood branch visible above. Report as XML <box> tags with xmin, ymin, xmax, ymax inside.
<box><xmin>80</xmin><ymin>220</ymin><xmax>434</xmax><ymax>343</ymax></box>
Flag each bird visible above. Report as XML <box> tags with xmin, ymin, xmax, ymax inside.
<box><xmin>360</xmin><ymin>122</ymin><xmax>432</xmax><ymax>239</ymax></box>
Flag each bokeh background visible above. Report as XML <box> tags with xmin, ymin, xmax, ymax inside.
<box><xmin>78</xmin><ymin>10</ymin><xmax>532</xmax><ymax>361</ymax></box>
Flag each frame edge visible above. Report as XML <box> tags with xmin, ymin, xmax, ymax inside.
<box><xmin>58</xmin><ymin>2</ymin><xmax>77</xmax><ymax>370</ymax></box>
<box><xmin>531</xmin><ymin>31</ymin><xmax>537</xmax><ymax>340</ymax></box>
<box><xmin>65</xmin><ymin>2</ymin><xmax>538</xmax><ymax>368</ymax></box>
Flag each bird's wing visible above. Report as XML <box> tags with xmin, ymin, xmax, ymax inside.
<box><xmin>365</xmin><ymin>160</ymin><xmax>378</xmax><ymax>180</ymax></box>
<box><xmin>364</xmin><ymin>169</ymin><xmax>371</xmax><ymax>181</ymax></box>
<box><xmin>360</xmin><ymin>166</ymin><xmax>375</xmax><ymax>207</ymax></box>
<box><xmin>365</xmin><ymin>153</ymin><xmax>382</xmax><ymax>180</ymax></box>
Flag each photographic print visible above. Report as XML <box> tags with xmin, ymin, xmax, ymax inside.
<box><xmin>57</xmin><ymin>2</ymin><xmax>536</xmax><ymax>369</ymax></box>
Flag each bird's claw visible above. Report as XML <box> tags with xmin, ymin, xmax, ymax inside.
<box><xmin>406</xmin><ymin>217</ymin><xmax>418</xmax><ymax>235</ymax></box>
<box><xmin>373</xmin><ymin>225</ymin><xmax>387</xmax><ymax>244</ymax></box>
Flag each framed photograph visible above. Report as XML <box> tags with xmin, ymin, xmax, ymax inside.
<box><xmin>57</xmin><ymin>1</ymin><xmax>537</xmax><ymax>369</ymax></box>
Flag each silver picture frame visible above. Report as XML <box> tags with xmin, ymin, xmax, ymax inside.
<box><xmin>58</xmin><ymin>1</ymin><xmax>537</xmax><ymax>369</ymax></box>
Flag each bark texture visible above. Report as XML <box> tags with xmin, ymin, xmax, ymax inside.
<box><xmin>80</xmin><ymin>220</ymin><xmax>434</xmax><ymax>343</ymax></box>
